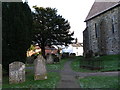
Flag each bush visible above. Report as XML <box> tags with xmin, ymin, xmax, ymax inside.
<box><xmin>69</xmin><ymin>53</ymin><xmax>76</xmax><ymax>58</ymax></box>
<box><xmin>26</xmin><ymin>56</ymin><xmax>34</xmax><ymax>64</ymax></box>
<box><xmin>85</xmin><ymin>50</ymin><xmax>93</xmax><ymax>58</ymax></box>
<box><xmin>52</xmin><ymin>54</ymin><xmax>59</xmax><ymax>63</ymax></box>
<box><xmin>62</xmin><ymin>53</ymin><xmax>69</xmax><ymax>58</ymax></box>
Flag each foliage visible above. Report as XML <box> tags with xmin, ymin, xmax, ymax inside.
<box><xmin>79</xmin><ymin>76</ymin><xmax>119</xmax><ymax>88</ymax></box>
<box><xmin>3</xmin><ymin>72</ymin><xmax>60</xmax><ymax>88</ymax></box>
<box><xmin>62</xmin><ymin>52</ymin><xmax>69</xmax><ymax>58</ymax></box>
<box><xmin>85</xmin><ymin>50</ymin><xmax>93</xmax><ymax>58</ymax></box>
<box><xmin>29</xmin><ymin>45</ymin><xmax>36</xmax><ymax>51</ymax></box>
<box><xmin>2</xmin><ymin>2</ymin><xmax>33</xmax><ymax>71</ymax></box>
<box><xmin>32</xmin><ymin>6</ymin><xmax>74</xmax><ymax>57</ymax></box>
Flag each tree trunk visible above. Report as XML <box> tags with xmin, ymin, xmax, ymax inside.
<box><xmin>41</xmin><ymin>46</ymin><xmax>46</xmax><ymax>59</ymax></box>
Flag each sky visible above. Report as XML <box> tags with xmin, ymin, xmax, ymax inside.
<box><xmin>23</xmin><ymin>0</ymin><xmax>95</xmax><ymax>43</ymax></box>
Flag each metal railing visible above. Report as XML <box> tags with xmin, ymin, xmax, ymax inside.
<box><xmin>80</xmin><ymin>57</ymin><xmax>104</xmax><ymax>70</ymax></box>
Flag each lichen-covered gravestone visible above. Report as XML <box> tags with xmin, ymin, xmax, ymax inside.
<box><xmin>34</xmin><ymin>55</ymin><xmax>47</xmax><ymax>80</ymax></box>
<box><xmin>9</xmin><ymin>62</ymin><xmax>25</xmax><ymax>84</ymax></box>
<box><xmin>46</xmin><ymin>54</ymin><xmax>53</xmax><ymax>64</ymax></box>
<box><xmin>58</xmin><ymin>54</ymin><xmax>62</xmax><ymax>60</ymax></box>
<box><xmin>0</xmin><ymin>64</ymin><xmax>2</xmax><ymax>88</ymax></box>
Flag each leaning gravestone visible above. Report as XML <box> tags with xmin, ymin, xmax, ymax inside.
<box><xmin>34</xmin><ymin>55</ymin><xmax>47</xmax><ymax>80</ymax></box>
<box><xmin>9</xmin><ymin>62</ymin><xmax>25</xmax><ymax>84</ymax></box>
<box><xmin>46</xmin><ymin>54</ymin><xmax>53</xmax><ymax>64</ymax></box>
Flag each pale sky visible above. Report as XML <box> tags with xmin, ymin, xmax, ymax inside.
<box><xmin>23</xmin><ymin>0</ymin><xmax>95</xmax><ymax>43</ymax></box>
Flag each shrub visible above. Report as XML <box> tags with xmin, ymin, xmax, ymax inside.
<box><xmin>85</xmin><ymin>50</ymin><xmax>93</xmax><ymax>58</ymax></box>
<box><xmin>62</xmin><ymin>53</ymin><xmax>69</xmax><ymax>58</ymax></box>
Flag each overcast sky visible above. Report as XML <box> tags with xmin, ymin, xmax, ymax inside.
<box><xmin>23</xmin><ymin>0</ymin><xmax>95</xmax><ymax>42</ymax></box>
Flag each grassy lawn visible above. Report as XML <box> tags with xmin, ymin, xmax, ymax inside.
<box><xmin>46</xmin><ymin>58</ymin><xmax>68</xmax><ymax>70</ymax></box>
<box><xmin>71</xmin><ymin>55</ymin><xmax>120</xmax><ymax>72</ymax></box>
<box><xmin>2</xmin><ymin>58</ymin><xmax>69</xmax><ymax>88</ymax></box>
<box><xmin>71</xmin><ymin>56</ymin><xmax>98</xmax><ymax>72</ymax></box>
<box><xmin>79</xmin><ymin>76</ymin><xmax>119</xmax><ymax>88</ymax></box>
<box><xmin>100</xmin><ymin>55</ymin><xmax>120</xmax><ymax>71</ymax></box>
<box><xmin>3</xmin><ymin>72</ymin><xmax>60</xmax><ymax>88</ymax></box>
<box><xmin>26</xmin><ymin>58</ymin><xmax>68</xmax><ymax>71</ymax></box>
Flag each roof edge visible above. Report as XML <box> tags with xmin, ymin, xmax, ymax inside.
<box><xmin>84</xmin><ymin>2</ymin><xmax>120</xmax><ymax>22</ymax></box>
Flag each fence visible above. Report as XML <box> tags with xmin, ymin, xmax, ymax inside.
<box><xmin>80</xmin><ymin>57</ymin><xmax>104</xmax><ymax>70</ymax></box>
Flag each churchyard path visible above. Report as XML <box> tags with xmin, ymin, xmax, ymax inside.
<box><xmin>26</xmin><ymin>59</ymin><xmax>119</xmax><ymax>88</ymax></box>
<box><xmin>56</xmin><ymin>59</ymin><xmax>119</xmax><ymax>88</ymax></box>
<box><xmin>57</xmin><ymin>60</ymin><xmax>80</xmax><ymax>88</ymax></box>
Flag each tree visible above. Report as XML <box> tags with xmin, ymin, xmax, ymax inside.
<box><xmin>32</xmin><ymin>6</ymin><xmax>74</xmax><ymax>58</ymax></box>
<box><xmin>2</xmin><ymin>2</ymin><xmax>33</xmax><ymax>71</ymax></box>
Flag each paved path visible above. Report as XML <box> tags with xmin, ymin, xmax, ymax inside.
<box><xmin>75</xmin><ymin>71</ymin><xmax>119</xmax><ymax>78</ymax></box>
<box><xmin>57</xmin><ymin>60</ymin><xmax>80</xmax><ymax>88</ymax></box>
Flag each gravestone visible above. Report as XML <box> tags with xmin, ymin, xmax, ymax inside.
<box><xmin>46</xmin><ymin>54</ymin><xmax>53</xmax><ymax>64</ymax></box>
<box><xmin>34</xmin><ymin>55</ymin><xmax>47</xmax><ymax>80</ymax></box>
<box><xmin>53</xmin><ymin>55</ymin><xmax>59</xmax><ymax>63</ymax></box>
<box><xmin>58</xmin><ymin>54</ymin><xmax>62</xmax><ymax>60</ymax></box>
<box><xmin>0</xmin><ymin>64</ymin><xmax>2</xmax><ymax>88</ymax></box>
<box><xmin>9</xmin><ymin>62</ymin><xmax>25</xmax><ymax>84</ymax></box>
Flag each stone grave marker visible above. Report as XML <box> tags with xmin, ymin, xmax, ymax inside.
<box><xmin>58</xmin><ymin>54</ymin><xmax>62</xmax><ymax>60</ymax></box>
<box><xmin>46</xmin><ymin>54</ymin><xmax>53</xmax><ymax>64</ymax></box>
<box><xmin>0</xmin><ymin>64</ymin><xmax>2</xmax><ymax>88</ymax></box>
<box><xmin>34</xmin><ymin>55</ymin><xmax>47</xmax><ymax>80</ymax></box>
<box><xmin>9</xmin><ymin>62</ymin><xmax>25</xmax><ymax>84</ymax></box>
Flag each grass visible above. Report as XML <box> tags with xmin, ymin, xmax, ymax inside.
<box><xmin>46</xmin><ymin>58</ymin><xmax>68</xmax><ymax>70</ymax></box>
<box><xmin>71</xmin><ymin>56</ymin><xmax>98</xmax><ymax>72</ymax></box>
<box><xmin>100</xmin><ymin>55</ymin><xmax>120</xmax><ymax>71</ymax></box>
<box><xmin>3</xmin><ymin>72</ymin><xmax>60</xmax><ymax>88</ymax></box>
<box><xmin>26</xmin><ymin>58</ymin><xmax>68</xmax><ymax>71</ymax></box>
<box><xmin>71</xmin><ymin>55</ymin><xmax>120</xmax><ymax>72</ymax></box>
<box><xmin>2</xmin><ymin>58</ymin><xmax>69</xmax><ymax>88</ymax></box>
<box><xmin>79</xmin><ymin>76</ymin><xmax>119</xmax><ymax>88</ymax></box>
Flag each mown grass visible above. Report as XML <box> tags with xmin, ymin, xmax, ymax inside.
<box><xmin>2</xmin><ymin>58</ymin><xmax>69</xmax><ymax>88</ymax></box>
<box><xmin>71</xmin><ymin>55</ymin><xmax>120</xmax><ymax>72</ymax></box>
<box><xmin>79</xmin><ymin>76</ymin><xmax>119</xmax><ymax>88</ymax></box>
<box><xmin>100</xmin><ymin>55</ymin><xmax>120</xmax><ymax>71</ymax></box>
<box><xmin>71</xmin><ymin>56</ymin><xmax>98</xmax><ymax>72</ymax></box>
<box><xmin>26</xmin><ymin>58</ymin><xmax>69</xmax><ymax>70</ymax></box>
<box><xmin>3</xmin><ymin>72</ymin><xmax>60</xmax><ymax>88</ymax></box>
<box><xmin>46</xmin><ymin>58</ymin><xmax>68</xmax><ymax>70</ymax></box>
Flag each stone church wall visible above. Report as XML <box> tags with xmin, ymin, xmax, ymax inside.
<box><xmin>84</xmin><ymin>6</ymin><xmax>120</xmax><ymax>55</ymax></box>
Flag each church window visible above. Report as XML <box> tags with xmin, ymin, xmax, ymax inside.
<box><xmin>112</xmin><ymin>19</ymin><xmax>114</xmax><ymax>33</ymax></box>
<box><xmin>95</xmin><ymin>23</ymin><xmax>98</xmax><ymax>38</ymax></box>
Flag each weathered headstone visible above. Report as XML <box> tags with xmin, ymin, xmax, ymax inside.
<box><xmin>53</xmin><ymin>55</ymin><xmax>59</xmax><ymax>63</ymax></box>
<box><xmin>0</xmin><ymin>64</ymin><xmax>2</xmax><ymax>88</ymax></box>
<box><xmin>34</xmin><ymin>55</ymin><xmax>47</xmax><ymax>80</ymax></box>
<box><xmin>9</xmin><ymin>62</ymin><xmax>25</xmax><ymax>84</ymax></box>
<box><xmin>58</xmin><ymin>54</ymin><xmax>62</xmax><ymax>60</ymax></box>
<box><xmin>46</xmin><ymin>54</ymin><xmax>53</xmax><ymax>64</ymax></box>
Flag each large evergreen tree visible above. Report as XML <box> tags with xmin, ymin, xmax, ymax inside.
<box><xmin>2</xmin><ymin>2</ymin><xmax>33</xmax><ymax>71</ymax></box>
<box><xmin>32</xmin><ymin>6</ymin><xmax>74</xmax><ymax>58</ymax></box>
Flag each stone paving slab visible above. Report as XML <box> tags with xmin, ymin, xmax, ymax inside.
<box><xmin>75</xmin><ymin>71</ymin><xmax>119</xmax><ymax>77</ymax></box>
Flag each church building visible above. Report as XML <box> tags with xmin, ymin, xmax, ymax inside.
<box><xmin>83</xmin><ymin>1</ymin><xmax>120</xmax><ymax>55</ymax></box>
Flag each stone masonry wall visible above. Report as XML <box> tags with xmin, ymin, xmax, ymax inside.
<box><xmin>85</xmin><ymin>6</ymin><xmax>120</xmax><ymax>55</ymax></box>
